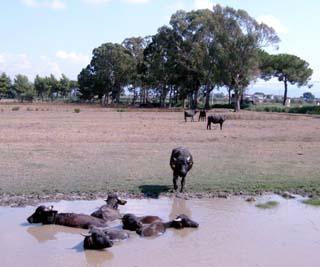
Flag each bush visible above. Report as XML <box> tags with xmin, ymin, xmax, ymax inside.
<box><xmin>288</xmin><ymin>105</ymin><xmax>320</xmax><ymax>115</ymax></box>
<box><xmin>74</xmin><ymin>108</ymin><xmax>81</xmax><ymax>113</ymax></box>
<box><xmin>117</xmin><ymin>108</ymin><xmax>127</xmax><ymax>112</ymax></box>
<box><xmin>12</xmin><ymin>106</ymin><xmax>20</xmax><ymax>111</ymax></box>
<box><xmin>26</xmin><ymin>107</ymin><xmax>33</xmax><ymax>111</ymax></box>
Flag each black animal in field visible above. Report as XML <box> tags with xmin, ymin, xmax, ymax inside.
<box><xmin>170</xmin><ymin>147</ymin><xmax>193</xmax><ymax>192</ymax></box>
<box><xmin>198</xmin><ymin>110</ymin><xmax>206</xmax><ymax>121</ymax></box>
<box><xmin>207</xmin><ymin>115</ymin><xmax>226</xmax><ymax>130</ymax></box>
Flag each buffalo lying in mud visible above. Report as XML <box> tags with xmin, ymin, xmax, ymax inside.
<box><xmin>122</xmin><ymin>213</ymin><xmax>162</xmax><ymax>231</ymax></box>
<box><xmin>184</xmin><ymin>110</ymin><xmax>198</xmax><ymax>122</ymax></box>
<box><xmin>123</xmin><ymin>213</ymin><xmax>199</xmax><ymax>237</ymax></box>
<box><xmin>170</xmin><ymin>147</ymin><xmax>193</xmax><ymax>192</ymax></box>
<box><xmin>207</xmin><ymin>115</ymin><xmax>226</xmax><ymax>130</ymax></box>
<box><xmin>82</xmin><ymin>226</ymin><xmax>129</xmax><ymax>250</ymax></box>
<box><xmin>91</xmin><ymin>193</ymin><xmax>127</xmax><ymax>221</ymax></box>
<box><xmin>27</xmin><ymin>205</ymin><xmax>108</xmax><ymax>229</ymax></box>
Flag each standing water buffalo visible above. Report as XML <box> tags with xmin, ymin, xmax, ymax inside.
<box><xmin>207</xmin><ymin>115</ymin><xmax>226</xmax><ymax>130</ymax></box>
<box><xmin>170</xmin><ymin>147</ymin><xmax>193</xmax><ymax>192</ymax></box>
<box><xmin>91</xmin><ymin>193</ymin><xmax>127</xmax><ymax>221</ymax></box>
<box><xmin>27</xmin><ymin>205</ymin><xmax>108</xmax><ymax>229</ymax></box>
<box><xmin>184</xmin><ymin>110</ymin><xmax>198</xmax><ymax>122</ymax></box>
<box><xmin>198</xmin><ymin>110</ymin><xmax>206</xmax><ymax>121</ymax></box>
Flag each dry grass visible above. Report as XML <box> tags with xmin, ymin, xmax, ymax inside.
<box><xmin>0</xmin><ymin>103</ymin><xmax>320</xmax><ymax>196</ymax></box>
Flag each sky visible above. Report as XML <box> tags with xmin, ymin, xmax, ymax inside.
<box><xmin>0</xmin><ymin>0</ymin><xmax>319</xmax><ymax>97</ymax></box>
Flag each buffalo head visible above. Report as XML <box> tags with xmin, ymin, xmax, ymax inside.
<box><xmin>27</xmin><ymin>205</ymin><xmax>58</xmax><ymax>224</ymax></box>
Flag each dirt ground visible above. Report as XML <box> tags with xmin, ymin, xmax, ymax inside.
<box><xmin>1</xmin><ymin>103</ymin><xmax>320</xmax><ymax>204</ymax></box>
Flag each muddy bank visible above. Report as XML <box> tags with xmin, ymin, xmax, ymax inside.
<box><xmin>0</xmin><ymin>189</ymin><xmax>315</xmax><ymax>207</ymax></box>
<box><xmin>2</xmin><ymin>195</ymin><xmax>320</xmax><ymax>267</ymax></box>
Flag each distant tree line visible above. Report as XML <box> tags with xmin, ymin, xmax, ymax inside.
<box><xmin>0</xmin><ymin>72</ymin><xmax>78</xmax><ymax>102</ymax></box>
<box><xmin>77</xmin><ymin>5</ymin><xmax>313</xmax><ymax>111</ymax></box>
<box><xmin>0</xmin><ymin>5</ymin><xmax>313</xmax><ymax>111</ymax></box>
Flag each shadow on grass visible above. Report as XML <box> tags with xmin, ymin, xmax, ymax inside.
<box><xmin>138</xmin><ymin>185</ymin><xmax>171</xmax><ymax>198</ymax></box>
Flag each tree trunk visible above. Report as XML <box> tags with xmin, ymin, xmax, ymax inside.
<box><xmin>228</xmin><ymin>88</ymin><xmax>231</xmax><ymax>105</ymax></box>
<box><xmin>193</xmin><ymin>87</ymin><xmax>199</xmax><ymax>109</ymax></box>
<box><xmin>205</xmin><ymin>85</ymin><xmax>214</xmax><ymax>109</ymax></box>
<box><xmin>282</xmin><ymin>77</ymin><xmax>288</xmax><ymax>106</ymax></box>
<box><xmin>234</xmin><ymin>90</ymin><xmax>241</xmax><ymax>112</ymax></box>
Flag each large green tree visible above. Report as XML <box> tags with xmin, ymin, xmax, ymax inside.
<box><xmin>82</xmin><ymin>43</ymin><xmax>135</xmax><ymax>105</ymax></box>
<box><xmin>260</xmin><ymin>53</ymin><xmax>313</xmax><ymax>105</ymax></box>
<box><xmin>211</xmin><ymin>5</ymin><xmax>280</xmax><ymax>111</ymax></box>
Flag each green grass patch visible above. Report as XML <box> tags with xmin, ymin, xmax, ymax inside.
<box><xmin>255</xmin><ymin>201</ymin><xmax>279</xmax><ymax>209</ymax></box>
<box><xmin>302</xmin><ymin>198</ymin><xmax>320</xmax><ymax>206</ymax></box>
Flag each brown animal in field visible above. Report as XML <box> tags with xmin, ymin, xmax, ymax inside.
<box><xmin>184</xmin><ymin>110</ymin><xmax>198</xmax><ymax>122</ymax></box>
<box><xmin>207</xmin><ymin>115</ymin><xmax>226</xmax><ymax>130</ymax></box>
<box><xmin>91</xmin><ymin>193</ymin><xmax>127</xmax><ymax>221</ymax></box>
<box><xmin>27</xmin><ymin>205</ymin><xmax>108</xmax><ymax>229</ymax></box>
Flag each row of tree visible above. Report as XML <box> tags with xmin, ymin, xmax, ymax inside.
<box><xmin>78</xmin><ymin>5</ymin><xmax>313</xmax><ymax>111</ymax></box>
<box><xmin>0</xmin><ymin>73</ymin><xmax>77</xmax><ymax>101</ymax></box>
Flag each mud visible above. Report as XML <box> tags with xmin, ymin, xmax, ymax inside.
<box><xmin>1</xmin><ymin>195</ymin><xmax>320</xmax><ymax>267</ymax></box>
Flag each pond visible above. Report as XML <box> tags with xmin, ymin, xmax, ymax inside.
<box><xmin>1</xmin><ymin>195</ymin><xmax>319</xmax><ymax>267</ymax></box>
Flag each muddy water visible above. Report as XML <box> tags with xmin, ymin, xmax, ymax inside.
<box><xmin>1</xmin><ymin>195</ymin><xmax>320</xmax><ymax>267</ymax></box>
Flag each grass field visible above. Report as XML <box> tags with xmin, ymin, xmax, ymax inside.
<box><xmin>1</xmin><ymin>103</ymin><xmax>320</xmax><ymax>200</ymax></box>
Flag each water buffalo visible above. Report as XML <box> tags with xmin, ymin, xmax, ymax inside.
<box><xmin>207</xmin><ymin>115</ymin><xmax>226</xmax><ymax>130</ymax></box>
<box><xmin>133</xmin><ymin>214</ymin><xmax>199</xmax><ymax>237</ymax></box>
<box><xmin>27</xmin><ymin>205</ymin><xmax>108</xmax><ymax>229</ymax></box>
<box><xmin>82</xmin><ymin>226</ymin><xmax>129</xmax><ymax>250</ymax></box>
<box><xmin>184</xmin><ymin>110</ymin><xmax>198</xmax><ymax>122</ymax></box>
<box><xmin>170</xmin><ymin>147</ymin><xmax>193</xmax><ymax>192</ymax></box>
<box><xmin>122</xmin><ymin>213</ymin><xmax>161</xmax><ymax>231</ymax></box>
<box><xmin>168</xmin><ymin>214</ymin><xmax>199</xmax><ymax>229</ymax></box>
<box><xmin>198</xmin><ymin>110</ymin><xmax>206</xmax><ymax>121</ymax></box>
<box><xmin>91</xmin><ymin>193</ymin><xmax>127</xmax><ymax>221</ymax></box>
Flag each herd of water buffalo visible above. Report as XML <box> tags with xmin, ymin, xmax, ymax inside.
<box><xmin>184</xmin><ymin>110</ymin><xmax>226</xmax><ymax>130</ymax></box>
<box><xmin>25</xmin><ymin>109</ymin><xmax>226</xmax><ymax>250</ymax></box>
<box><xmin>27</xmin><ymin>194</ymin><xmax>199</xmax><ymax>250</ymax></box>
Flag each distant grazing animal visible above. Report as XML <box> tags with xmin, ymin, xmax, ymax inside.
<box><xmin>82</xmin><ymin>226</ymin><xmax>129</xmax><ymax>250</ymax></box>
<box><xmin>184</xmin><ymin>110</ymin><xmax>198</xmax><ymax>122</ymax></box>
<box><xmin>207</xmin><ymin>115</ymin><xmax>226</xmax><ymax>130</ymax></box>
<box><xmin>198</xmin><ymin>110</ymin><xmax>206</xmax><ymax>121</ymax></box>
<box><xmin>122</xmin><ymin>213</ymin><xmax>162</xmax><ymax>231</ymax></box>
<box><xmin>170</xmin><ymin>147</ymin><xmax>193</xmax><ymax>192</ymax></box>
<box><xmin>27</xmin><ymin>205</ymin><xmax>108</xmax><ymax>229</ymax></box>
<box><xmin>91</xmin><ymin>193</ymin><xmax>127</xmax><ymax>221</ymax></box>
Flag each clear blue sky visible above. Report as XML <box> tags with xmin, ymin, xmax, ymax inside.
<box><xmin>0</xmin><ymin>0</ymin><xmax>319</xmax><ymax>97</ymax></box>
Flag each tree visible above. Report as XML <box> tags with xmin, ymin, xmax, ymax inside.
<box><xmin>303</xmin><ymin>92</ymin><xmax>315</xmax><ymax>101</ymax></box>
<box><xmin>122</xmin><ymin>36</ymin><xmax>151</xmax><ymax>104</ymax></box>
<box><xmin>83</xmin><ymin>43</ymin><xmax>135</xmax><ymax>105</ymax></box>
<box><xmin>0</xmin><ymin>72</ymin><xmax>12</xmax><ymax>97</ymax></box>
<box><xmin>13</xmin><ymin>74</ymin><xmax>34</xmax><ymax>100</ymax></box>
<box><xmin>34</xmin><ymin>75</ymin><xmax>50</xmax><ymax>100</ymax></box>
<box><xmin>59</xmin><ymin>74</ymin><xmax>71</xmax><ymax>97</ymax></box>
<box><xmin>260</xmin><ymin>53</ymin><xmax>313</xmax><ymax>105</ymax></box>
<box><xmin>211</xmin><ymin>5</ymin><xmax>279</xmax><ymax>111</ymax></box>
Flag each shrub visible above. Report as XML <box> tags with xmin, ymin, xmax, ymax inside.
<box><xmin>26</xmin><ymin>107</ymin><xmax>33</xmax><ymax>111</ymax></box>
<box><xmin>74</xmin><ymin>108</ymin><xmax>81</xmax><ymax>113</ymax></box>
<box><xmin>117</xmin><ymin>108</ymin><xmax>126</xmax><ymax>112</ymax></box>
<box><xmin>12</xmin><ymin>106</ymin><xmax>20</xmax><ymax>111</ymax></box>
